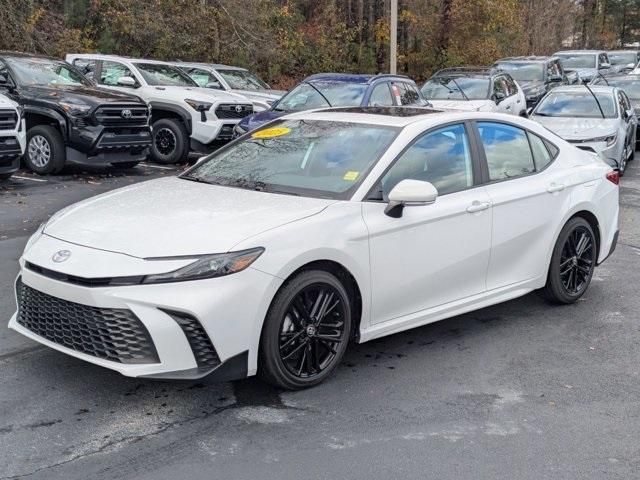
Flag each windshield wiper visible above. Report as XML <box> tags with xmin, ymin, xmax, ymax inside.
<box><xmin>583</xmin><ymin>83</ymin><xmax>606</xmax><ymax>119</ymax></box>
<box><xmin>304</xmin><ymin>82</ymin><xmax>333</xmax><ymax>107</ymax></box>
<box><xmin>180</xmin><ymin>175</ymin><xmax>215</xmax><ymax>185</ymax></box>
<box><xmin>447</xmin><ymin>78</ymin><xmax>470</xmax><ymax>101</ymax></box>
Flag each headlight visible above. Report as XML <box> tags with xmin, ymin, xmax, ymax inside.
<box><xmin>184</xmin><ymin>99</ymin><xmax>213</xmax><ymax>112</ymax></box>
<box><xmin>142</xmin><ymin>247</ymin><xmax>264</xmax><ymax>284</ymax></box>
<box><xmin>59</xmin><ymin>100</ymin><xmax>91</xmax><ymax>117</ymax></box>
<box><xmin>585</xmin><ymin>134</ymin><xmax>617</xmax><ymax>146</ymax></box>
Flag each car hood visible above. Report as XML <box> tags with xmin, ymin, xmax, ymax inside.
<box><xmin>519</xmin><ymin>80</ymin><xmax>547</xmax><ymax>96</ymax></box>
<box><xmin>142</xmin><ymin>85</ymin><xmax>250</xmax><ymax>104</ymax></box>
<box><xmin>427</xmin><ymin>99</ymin><xmax>495</xmax><ymax>111</ymax></box>
<box><xmin>18</xmin><ymin>84</ymin><xmax>145</xmax><ymax>106</ymax></box>
<box><xmin>239</xmin><ymin>109</ymin><xmax>288</xmax><ymax>131</ymax></box>
<box><xmin>567</xmin><ymin>67</ymin><xmax>598</xmax><ymax>80</ymax></box>
<box><xmin>530</xmin><ymin>116</ymin><xmax>618</xmax><ymax>140</ymax></box>
<box><xmin>43</xmin><ymin>177</ymin><xmax>335</xmax><ymax>258</ymax></box>
<box><xmin>0</xmin><ymin>93</ymin><xmax>18</xmax><ymax>109</ymax></box>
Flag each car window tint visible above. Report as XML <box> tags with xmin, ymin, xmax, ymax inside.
<box><xmin>101</xmin><ymin>61</ymin><xmax>135</xmax><ymax>86</ymax></box>
<box><xmin>380</xmin><ymin>123</ymin><xmax>473</xmax><ymax>199</ymax></box>
<box><xmin>477</xmin><ymin>122</ymin><xmax>535</xmax><ymax>180</ymax></box>
<box><xmin>369</xmin><ymin>83</ymin><xmax>394</xmax><ymax>106</ymax></box>
<box><xmin>528</xmin><ymin>132</ymin><xmax>553</xmax><ymax>170</ymax></box>
<box><xmin>73</xmin><ymin>59</ymin><xmax>97</xmax><ymax>80</ymax></box>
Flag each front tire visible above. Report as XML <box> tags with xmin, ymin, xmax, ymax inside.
<box><xmin>258</xmin><ymin>270</ymin><xmax>352</xmax><ymax>390</ymax></box>
<box><xmin>150</xmin><ymin>118</ymin><xmax>189</xmax><ymax>164</ymax></box>
<box><xmin>25</xmin><ymin>125</ymin><xmax>65</xmax><ymax>175</ymax></box>
<box><xmin>541</xmin><ymin>217</ymin><xmax>596</xmax><ymax>304</ymax></box>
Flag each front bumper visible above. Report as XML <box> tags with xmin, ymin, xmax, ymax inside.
<box><xmin>9</xmin><ymin>235</ymin><xmax>281</xmax><ymax>380</ymax></box>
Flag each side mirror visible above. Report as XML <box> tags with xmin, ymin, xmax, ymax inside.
<box><xmin>206</xmin><ymin>82</ymin><xmax>223</xmax><ymax>90</ymax></box>
<box><xmin>117</xmin><ymin>76</ymin><xmax>136</xmax><ymax>87</ymax></box>
<box><xmin>625</xmin><ymin>108</ymin><xmax>635</xmax><ymax>120</ymax></box>
<box><xmin>599</xmin><ymin>62</ymin><xmax>611</xmax><ymax>70</ymax></box>
<box><xmin>493</xmin><ymin>92</ymin><xmax>506</xmax><ymax>104</ymax></box>
<box><xmin>384</xmin><ymin>179</ymin><xmax>438</xmax><ymax>218</ymax></box>
<box><xmin>526</xmin><ymin>107</ymin><xmax>534</xmax><ymax>116</ymax></box>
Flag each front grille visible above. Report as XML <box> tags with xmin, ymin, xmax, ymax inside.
<box><xmin>215</xmin><ymin>124</ymin><xmax>235</xmax><ymax>141</ymax></box>
<box><xmin>96</xmin><ymin>128</ymin><xmax>152</xmax><ymax>150</ymax></box>
<box><xmin>214</xmin><ymin>104</ymin><xmax>253</xmax><ymax>119</ymax></box>
<box><xmin>0</xmin><ymin>109</ymin><xmax>18</xmax><ymax>130</ymax></box>
<box><xmin>16</xmin><ymin>279</ymin><xmax>159</xmax><ymax>364</ymax></box>
<box><xmin>161</xmin><ymin>309</ymin><xmax>220</xmax><ymax>369</ymax></box>
<box><xmin>94</xmin><ymin>105</ymin><xmax>149</xmax><ymax>126</ymax></box>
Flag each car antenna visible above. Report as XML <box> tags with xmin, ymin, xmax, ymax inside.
<box><xmin>583</xmin><ymin>83</ymin><xmax>606</xmax><ymax>119</ymax></box>
<box><xmin>304</xmin><ymin>82</ymin><xmax>332</xmax><ymax>107</ymax></box>
<box><xmin>594</xmin><ymin>71</ymin><xmax>609</xmax><ymax>86</ymax></box>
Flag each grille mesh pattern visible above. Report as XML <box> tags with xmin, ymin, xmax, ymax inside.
<box><xmin>94</xmin><ymin>105</ymin><xmax>149</xmax><ymax>126</ymax></box>
<box><xmin>0</xmin><ymin>109</ymin><xmax>17</xmax><ymax>130</ymax></box>
<box><xmin>215</xmin><ymin>104</ymin><xmax>253</xmax><ymax>119</ymax></box>
<box><xmin>16</xmin><ymin>279</ymin><xmax>159</xmax><ymax>364</ymax></box>
<box><xmin>162</xmin><ymin>309</ymin><xmax>220</xmax><ymax>369</ymax></box>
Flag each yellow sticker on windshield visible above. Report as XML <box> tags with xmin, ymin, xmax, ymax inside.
<box><xmin>343</xmin><ymin>171</ymin><xmax>360</xmax><ymax>181</ymax></box>
<box><xmin>252</xmin><ymin>127</ymin><xmax>291</xmax><ymax>139</ymax></box>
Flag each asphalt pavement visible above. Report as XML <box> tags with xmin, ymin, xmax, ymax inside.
<box><xmin>1</xmin><ymin>158</ymin><xmax>639</xmax><ymax>480</ymax></box>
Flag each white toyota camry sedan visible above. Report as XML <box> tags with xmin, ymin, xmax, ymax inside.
<box><xmin>10</xmin><ymin>107</ymin><xmax>619</xmax><ymax>390</ymax></box>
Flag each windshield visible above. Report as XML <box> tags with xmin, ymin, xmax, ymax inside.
<box><xmin>556</xmin><ymin>54</ymin><xmax>596</xmax><ymax>69</ymax></box>
<box><xmin>494</xmin><ymin>62</ymin><xmax>544</xmax><ymax>82</ymax></box>
<box><xmin>534</xmin><ymin>90</ymin><xmax>617</xmax><ymax>118</ymax></box>
<box><xmin>275</xmin><ymin>82</ymin><xmax>367</xmax><ymax>111</ymax></box>
<box><xmin>608</xmin><ymin>52</ymin><xmax>637</xmax><ymax>66</ymax></box>
<box><xmin>184</xmin><ymin>120</ymin><xmax>398</xmax><ymax>199</ymax></box>
<box><xmin>5</xmin><ymin>57</ymin><xmax>92</xmax><ymax>87</ymax></box>
<box><xmin>218</xmin><ymin>69</ymin><xmax>268</xmax><ymax>90</ymax></box>
<box><xmin>134</xmin><ymin>63</ymin><xmax>197</xmax><ymax>87</ymax></box>
<box><xmin>420</xmin><ymin>77</ymin><xmax>490</xmax><ymax>100</ymax></box>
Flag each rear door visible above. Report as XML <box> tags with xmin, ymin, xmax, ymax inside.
<box><xmin>96</xmin><ymin>60</ymin><xmax>141</xmax><ymax>93</ymax></box>
<box><xmin>474</xmin><ymin>121</ymin><xmax>573</xmax><ymax>289</ymax></box>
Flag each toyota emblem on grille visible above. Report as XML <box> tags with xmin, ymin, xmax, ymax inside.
<box><xmin>121</xmin><ymin>109</ymin><xmax>132</xmax><ymax>119</ymax></box>
<box><xmin>52</xmin><ymin>250</ymin><xmax>71</xmax><ymax>263</ymax></box>
<box><xmin>234</xmin><ymin>105</ymin><xmax>243</xmax><ymax>113</ymax></box>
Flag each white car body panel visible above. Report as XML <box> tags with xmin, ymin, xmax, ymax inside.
<box><xmin>9</xmin><ymin>110</ymin><xmax>619</xmax><ymax>379</ymax></box>
<box><xmin>65</xmin><ymin>54</ymin><xmax>253</xmax><ymax>146</ymax></box>
<box><xmin>428</xmin><ymin>99</ymin><xmax>497</xmax><ymax>112</ymax></box>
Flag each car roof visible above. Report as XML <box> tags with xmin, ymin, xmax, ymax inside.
<box><xmin>172</xmin><ymin>61</ymin><xmax>248</xmax><ymax>72</ymax></box>
<box><xmin>496</xmin><ymin>56</ymin><xmax>555</xmax><ymax>63</ymax></box>
<box><xmin>607</xmin><ymin>50</ymin><xmax>639</xmax><ymax>53</ymax></box>
<box><xmin>431</xmin><ymin>66</ymin><xmax>500</xmax><ymax>78</ymax></box>
<box><xmin>594</xmin><ymin>74</ymin><xmax>640</xmax><ymax>82</ymax></box>
<box><xmin>551</xmin><ymin>85</ymin><xmax>617</xmax><ymax>94</ymax></box>
<box><xmin>0</xmin><ymin>51</ymin><xmax>59</xmax><ymax>61</ymax></box>
<box><xmin>68</xmin><ymin>53</ymin><xmax>174</xmax><ymax>66</ymax></box>
<box><xmin>554</xmin><ymin>50</ymin><xmax>605</xmax><ymax>55</ymax></box>
<box><xmin>302</xmin><ymin>73</ymin><xmax>413</xmax><ymax>84</ymax></box>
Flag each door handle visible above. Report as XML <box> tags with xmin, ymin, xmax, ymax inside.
<box><xmin>466</xmin><ymin>201</ymin><xmax>491</xmax><ymax>213</ymax></box>
<box><xmin>505</xmin><ymin>105</ymin><xmax>512</xmax><ymax>110</ymax></box>
<box><xmin>547</xmin><ymin>182</ymin><xmax>566</xmax><ymax>193</ymax></box>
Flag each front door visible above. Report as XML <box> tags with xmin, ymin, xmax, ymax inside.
<box><xmin>362</xmin><ymin>123</ymin><xmax>493</xmax><ymax>324</ymax></box>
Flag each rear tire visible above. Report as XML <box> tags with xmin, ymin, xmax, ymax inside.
<box><xmin>25</xmin><ymin>125</ymin><xmax>65</xmax><ymax>175</ymax></box>
<box><xmin>540</xmin><ymin>217</ymin><xmax>596</xmax><ymax>304</ymax></box>
<box><xmin>258</xmin><ymin>270</ymin><xmax>352</xmax><ymax>390</ymax></box>
<box><xmin>150</xmin><ymin>118</ymin><xmax>189</xmax><ymax>164</ymax></box>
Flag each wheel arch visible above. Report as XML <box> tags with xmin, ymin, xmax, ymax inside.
<box><xmin>148</xmin><ymin>102</ymin><xmax>192</xmax><ymax>134</ymax></box>
<box><xmin>24</xmin><ymin>107</ymin><xmax>67</xmax><ymax>139</ymax></box>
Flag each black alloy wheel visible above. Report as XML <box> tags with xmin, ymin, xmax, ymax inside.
<box><xmin>258</xmin><ymin>270</ymin><xmax>352</xmax><ymax>390</ymax></box>
<box><xmin>154</xmin><ymin>127</ymin><xmax>177</xmax><ymax>156</ymax></box>
<box><xmin>541</xmin><ymin>217</ymin><xmax>596</xmax><ymax>304</ymax></box>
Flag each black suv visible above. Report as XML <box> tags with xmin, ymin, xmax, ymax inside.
<box><xmin>493</xmin><ymin>56</ymin><xmax>576</xmax><ymax>109</ymax></box>
<box><xmin>0</xmin><ymin>52</ymin><xmax>152</xmax><ymax>174</ymax></box>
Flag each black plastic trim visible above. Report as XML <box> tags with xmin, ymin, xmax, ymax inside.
<box><xmin>149</xmin><ymin>101</ymin><xmax>193</xmax><ymax>134</ymax></box>
<box><xmin>140</xmin><ymin>350</ymin><xmax>248</xmax><ymax>380</ymax></box>
<box><xmin>597</xmin><ymin>229</ymin><xmax>619</xmax><ymax>265</ymax></box>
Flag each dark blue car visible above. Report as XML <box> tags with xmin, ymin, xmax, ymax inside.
<box><xmin>233</xmin><ymin>73</ymin><xmax>428</xmax><ymax>136</ymax></box>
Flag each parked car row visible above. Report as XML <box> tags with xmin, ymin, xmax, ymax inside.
<box><xmin>1</xmin><ymin>48</ymin><xmax>639</xmax><ymax>182</ymax></box>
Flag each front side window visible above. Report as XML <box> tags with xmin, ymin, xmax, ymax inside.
<box><xmin>100</xmin><ymin>61</ymin><xmax>135</xmax><ymax>86</ymax></box>
<box><xmin>185</xmin><ymin>120</ymin><xmax>399</xmax><ymax>199</ymax></box>
<box><xmin>133</xmin><ymin>63</ymin><xmax>197</xmax><ymax>87</ymax></box>
<box><xmin>217</xmin><ymin>69</ymin><xmax>268</xmax><ymax>90</ymax></box>
<box><xmin>493</xmin><ymin>77</ymin><xmax>508</xmax><ymax>99</ymax></box>
<box><xmin>556</xmin><ymin>54</ymin><xmax>596</xmax><ymax>69</ymax></box>
<box><xmin>5</xmin><ymin>57</ymin><xmax>92</xmax><ymax>87</ymax></box>
<box><xmin>187</xmin><ymin>68</ymin><xmax>223</xmax><ymax>89</ymax></box>
<box><xmin>421</xmin><ymin>77</ymin><xmax>490</xmax><ymax>100</ymax></box>
<box><xmin>369</xmin><ymin>83</ymin><xmax>394</xmax><ymax>107</ymax></box>
<box><xmin>534</xmin><ymin>91</ymin><xmax>617</xmax><ymax>118</ymax></box>
<box><xmin>477</xmin><ymin>122</ymin><xmax>535</xmax><ymax>181</ymax></box>
<box><xmin>377</xmin><ymin>124</ymin><xmax>473</xmax><ymax>199</ymax></box>
<box><xmin>72</xmin><ymin>58</ymin><xmax>97</xmax><ymax>80</ymax></box>
<box><xmin>393</xmin><ymin>82</ymin><xmax>421</xmax><ymax>105</ymax></box>
<box><xmin>608</xmin><ymin>52</ymin><xmax>638</xmax><ymax>66</ymax></box>
<box><xmin>275</xmin><ymin>82</ymin><xmax>367</xmax><ymax>112</ymax></box>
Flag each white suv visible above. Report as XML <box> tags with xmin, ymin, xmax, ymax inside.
<box><xmin>0</xmin><ymin>93</ymin><xmax>26</xmax><ymax>180</ymax></box>
<box><xmin>66</xmin><ymin>54</ymin><xmax>253</xmax><ymax>164</ymax></box>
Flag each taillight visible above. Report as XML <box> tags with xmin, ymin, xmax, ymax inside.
<box><xmin>606</xmin><ymin>170</ymin><xmax>620</xmax><ymax>185</ymax></box>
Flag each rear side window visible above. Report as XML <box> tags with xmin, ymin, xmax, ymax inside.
<box><xmin>477</xmin><ymin>122</ymin><xmax>535</xmax><ymax>181</ymax></box>
<box><xmin>528</xmin><ymin>132</ymin><xmax>552</xmax><ymax>170</ymax></box>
